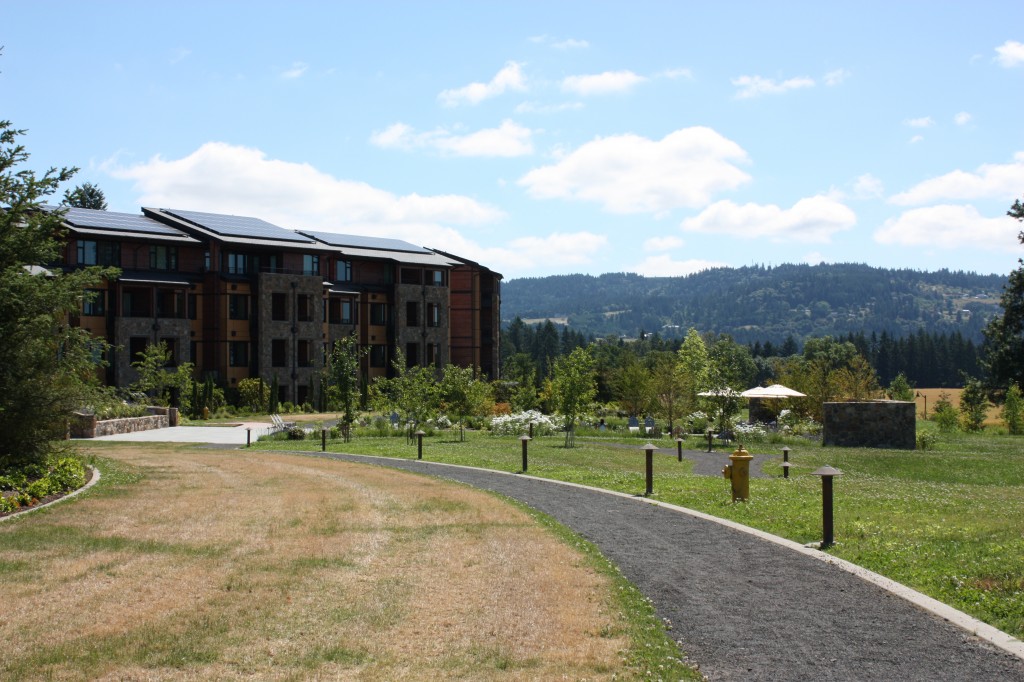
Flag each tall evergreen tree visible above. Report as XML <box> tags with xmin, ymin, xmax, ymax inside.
<box><xmin>62</xmin><ymin>181</ymin><xmax>108</xmax><ymax>210</ymax></box>
<box><xmin>983</xmin><ymin>196</ymin><xmax>1024</xmax><ymax>389</ymax></box>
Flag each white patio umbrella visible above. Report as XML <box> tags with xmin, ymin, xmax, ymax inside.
<box><xmin>741</xmin><ymin>384</ymin><xmax>806</xmax><ymax>399</ymax></box>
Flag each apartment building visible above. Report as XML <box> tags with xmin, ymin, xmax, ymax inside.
<box><xmin>58</xmin><ymin>206</ymin><xmax>501</xmax><ymax>404</ymax></box>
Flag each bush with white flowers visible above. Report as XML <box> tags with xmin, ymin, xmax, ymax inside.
<box><xmin>489</xmin><ymin>410</ymin><xmax>559</xmax><ymax>436</ymax></box>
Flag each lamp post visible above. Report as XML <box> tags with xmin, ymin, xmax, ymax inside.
<box><xmin>675</xmin><ymin>437</ymin><xmax>684</xmax><ymax>462</ymax></box>
<box><xmin>916</xmin><ymin>391</ymin><xmax>927</xmax><ymax>419</ymax></box>
<box><xmin>811</xmin><ymin>465</ymin><xmax>842</xmax><ymax>549</ymax></box>
<box><xmin>642</xmin><ymin>443</ymin><xmax>656</xmax><ymax>496</ymax></box>
<box><xmin>415</xmin><ymin>429</ymin><xmax>426</xmax><ymax>460</ymax></box>
<box><xmin>520</xmin><ymin>434</ymin><xmax>531</xmax><ymax>472</ymax></box>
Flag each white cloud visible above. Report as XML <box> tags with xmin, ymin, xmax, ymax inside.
<box><xmin>105</xmin><ymin>142</ymin><xmax>505</xmax><ymax>235</ymax></box>
<box><xmin>518</xmin><ymin>127</ymin><xmax>751</xmax><ymax>214</ymax></box>
<box><xmin>281</xmin><ymin>61</ymin><xmax>308</xmax><ymax>79</ymax></box>
<box><xmin>731</xmin><ymin>74</ymin><xmax>815</xmax><ymax>99</ymax></box>
<box><xmin>515</xmin><ymin>101</ymin><xmax>584</xmax><ymax>114</ymax></box>
<box><xmin>553</xmin><ymin>38</ymin><xmax>589</xmax><ymax>50</ymax></box>
<box><xmin>370</xmin><ymin>120</ymin><xmax>534</xmax><ymax>157</ymax></box>
<box><xmin>954</xmin><ymin>111</ymin><xmax>972</xmax><ymax>126</ymax></box>
<box><xmin>823</xmin><ymin>69</ymin><xmax>850</xmax><ymax>86</ymax></box>
<box><xmin>888</xmin><ymin>152</ymin><xmax>1024</xmax><ymax>205</ymax></box>
<box><xmin>438</xmin><ymin>61</ymin><xmax>526</xmax><ymax>107</ymax></box>
<box><xmin>643</xmin><ymin>236</ymin><xmax>685</xmax><ymax>251</ymax></box>
<box><xmin>909</xmin><ymin>135</ymin><xmax>924</xmax><ymax>144</ymax></box>
<box><xmin>169</xmin><ymin>47</ymin><xmax>191</xmax><ymax>65</ymax></box>
<box><xmin>562</xmin><ymin>70</ymin><xmax>648</xmax><ymax>95</ymax></box>
<box><xmin>853</xmin><ymin>173</ymin><xmax>885</xmax><ymax>199</ymax></box>
<box><xmin>660</xmin><ymin>68</ymin><xmax>694</xmax><ymax>80</ymax></box>
<box><xmin>905</xmin><ymin>116</ymin><xmax>934</xmax><ymax>128</ymax></box>
<box><xmin>995</xmin><ymin>40</ymin><xmax>1024</xmax><ymax>67</ymax></box>
<box><xmin>874</xmin><ymin>205</ymin><xmax>1018</xmax><ymax>250</ymax></box>
<box><xmin>680</xmin><ymin>195</ymin><xmax>856</xmax><ymax>243</ymax></box>
<box><xmin>628</xmin><ymin>254</ymin><xmax>725</xmax><ymax>277</ymax></box>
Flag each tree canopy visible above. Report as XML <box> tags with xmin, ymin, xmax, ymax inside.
<box><xmin>983</xmin><ymin>196</ymin><xmax>1024</xmax><ymax>389</ymax></box>
<box><xmin>0</xmin><ymin>121</ymin><xmax>117</xmax><ymax>470</ymax></box>
<box><xmin>62</xmin><ymin>181</ymin><xmax>108</xmax><ymax>210</ymax></box>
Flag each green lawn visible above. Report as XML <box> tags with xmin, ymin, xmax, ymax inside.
<box><xmin>254</xmin><ymin>423</ymin><xmax>1024</xmax><ymax>639</ymax></box>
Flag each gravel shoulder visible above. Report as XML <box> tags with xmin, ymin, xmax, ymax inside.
<box><xmin>308</xmin><ymin>451</ymin><xmax>1024</xmax><ymax>681</ymax></box>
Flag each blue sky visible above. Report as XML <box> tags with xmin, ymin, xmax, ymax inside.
<box><xmin>4</xmin><ymin>2</ymin><xmax>1024</xmax><ymax>280</ymax></box>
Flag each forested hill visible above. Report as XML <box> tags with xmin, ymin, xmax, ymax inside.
<box><xmin>501</xmin><ymin>263</ymin><xmax>1007</xmax><ymax>344</ymax></box>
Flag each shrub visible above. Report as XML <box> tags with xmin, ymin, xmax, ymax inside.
<box><xmin>0</xmin><ymin>495</ymin><xmax>16</xmax><ymax>513</ymax></box>
<box><xmin>734</xmin><ymin>422</ymin><xmax>769</xmax><ymax>443</ymax></box>
<box><xmin>48</xmin><ymin>457</ymin><xmax>86</xmax><ymax>493</ymax></box>
<box><xmin>26</xmin><ymin>478</ymin><xmax>51</xmax><ymax>501</ymax></box>
<box><xmin>933</xmin><ymin>393</ymin><xmax>959</xmax><ymax>433</ymax></box>
<box><xmin>1002</xmin><ymin>384</ymin><xmax>1024</xmax><ymax>435</ymax></box>
<box><xmin>489</xmin><ymin>410</ymin><xmax>558</xmax><ymax>436</ymax></box>
<box><xmin>286</xmin><ymin>426</ymin><xmax>306</xmax><ymax>440</ymax></box>
<box><xmin>916</xmin><ymin>431</ymin><xmax>939</xmax><ymax>450</ymax></box>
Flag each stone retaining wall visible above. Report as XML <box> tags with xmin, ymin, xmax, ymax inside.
<box><xmin>822</xmin><ymin>400</ymin><xmax>916</xmax><ymax>449</ymax></box>
<box><xmin>70</xmin><ymin>408</ymin><xmax>176</xmax><ymax>438</ymax></box>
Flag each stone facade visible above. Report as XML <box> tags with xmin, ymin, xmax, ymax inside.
<box><xmin>822</xmin><ymin>400</ymin><xmax>916</xmax><ymax>449</ymax></box>
<box><xmin>257</xmin><ymin>272</ymin><xmax>325</xmax><ymax>405</ymax></box>
<box><xmin>113</xmin><ymin>317</ymin><xmax>191</xmax><ymax>386</ymax></box>
<box><xmin>70</xmin><ymin>413</ymin><xmax>170</xmax><ymax>438</ymax></box>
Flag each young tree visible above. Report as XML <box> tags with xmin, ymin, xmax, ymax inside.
<box><xmin>131</xmin><ymin>341</ymin><xmax>194</xmax><ymax>410</ymax></box>
<box><xmin>932</xmin><ymin>392</ymin><xmax>959</xmax><ymax>433</ymax></box>
<box><xmin>1002</xmin><ymin>383</ymin><xmax>1024</xmax><ymax>435</ymax></box>
<box><xmin>612</xmin><ymin>352</ymin><xmax>655</xmax><ymax>420</ymax></box>
<box><xmin>959</xmin><ymin>376</ymin><xmax>989</xmax><ymax>432</ymax></box>
<box><xmin>323</xmin><ymin>335</ymin><xmax>366</xmax><ymax>441</ymax></box>
<box><xmin>369</xmin><ymin>348</ymin><xmax>440</xmax><ymax>439</ymax></box>
<box><xmin>649</xmin><ymin>350</ymin><xmax>686</xmax><ymax>432</ymax></box>
<box><xmin>546</xmin><ymin>346</ymin><xmax>597</xmax><ymax>448</ymax></box>
<box><xmin>62</xmin><ymin>181</ymin><xmax>108</xmax><ymax>210</ymax></box>
<box><xmin>983</xmin><ymin>196</ymin><xmax>1024</xmax><ymax>389</ymax></box>
<box><xmin>677</xmin><ymin>328</ymin><xmax>710</xmax><ymax>416</ymax></box>
<box><xmin>887</xmin><ymin>372</ymin><xmax>915</xmax><ymax>402</ymax></box>
<box><xmin>0</xmin><ymin>121</ymin><xmax>117</xmax><ymax>470</ymax></box>
<box><xmin>440</xmin><ymin>364</ymin><xmax>493</xmax><ymax>440</ymax></box>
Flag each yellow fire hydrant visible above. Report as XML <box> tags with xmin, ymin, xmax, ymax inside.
<box><xmin>722</xmin><ymin>444</ymin><xmax>753</xmax><ymax>502</ymax></box>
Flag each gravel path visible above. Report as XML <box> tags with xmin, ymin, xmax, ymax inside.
<box><xmin>307</xmin><ymin>452</ymin><xmax>1024</xmax><ymax>681</ymax></box>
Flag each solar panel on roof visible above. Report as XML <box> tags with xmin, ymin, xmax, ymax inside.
<box><xmin>48</xmin><ymin>205</ymin><xmax>188</xmax><ymax>237</ymax></box>
<box><xmin>164</xmin><ymin>208</ymin><xmax>312</xmax><ymax>243</ymax></box>
<box><xmin>299</xmin><ymin>229</ymin><xmax>431</xmax><ymax>253</ymax></box>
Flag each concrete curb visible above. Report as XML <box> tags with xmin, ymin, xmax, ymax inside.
<box><xmin>0</xmin><ymin>466</ymin><xmax>101</xmax><ymax>523</ymax></box>
<box><xmin>295</xmin><ymin>450</ymin><xmax>1024</xmax><ymax>662</ymax></box>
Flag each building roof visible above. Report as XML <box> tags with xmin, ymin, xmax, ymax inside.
<box><xmin>145</xmin><ymin>208</ymin><xmax>329</xmax><ymax>250</ymax></box>
<box><xmin>45</xmin><ymin>205</ymin><xmax>200</xmax><ymax>244</ymax></box>
<box><xmin>300</xmin><ymin>230</ymin><xmax>458</xmax><ymax>267</ymax></box>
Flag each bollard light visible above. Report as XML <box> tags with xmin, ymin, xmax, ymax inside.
<box><xmin>246</xmin><ymin>427</ymin><xmax>251</xmax><ymax>448</ymax></box>
<box><xmin>415</xmin><ymin>429</ymin><xmax>426</xmax><ymax>460</ymax></box>
<box><xmin>675</xmin><ymin>437</ymin><xmax>684</xmax><ymax>462</ymax></box>
<box><xmin>811</xmin><ymin>465</ymin><xmax>842</xmax><ymax>549</ymax></box>
<box><xmin>781</xmin><ymin>461</ymin><xmax>792</xmax><ymax>479</ymax></box>
<box><xmin>782</xmin><ymin>446</ymin><xmax>790</xmax><ymax>463</ymax></box>
<box><xmin>705</xmin><ymin>428</ymin><xmax>714</xmax><ymax>453</ymax></box>
<box><xmin>642</xmin><ymin>443</ymin><xmax>656</xmax><ymax>496</ymax></box>
<box><xmin>321</xmin><ymin>428</ymin><xmax>327</xmax><ymax>452</ymax></box>
<box><xmin>520</xmin><ymin>434</ymin><xmax>532</xmax><ymax>472</ymax></box>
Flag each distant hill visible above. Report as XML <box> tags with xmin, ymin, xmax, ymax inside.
<box><xmin>501</xmin><ymin>263</ymin><xmax>1007</xmax><ymax>344</ymax></box>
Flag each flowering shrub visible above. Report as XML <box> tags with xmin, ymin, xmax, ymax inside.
<box><xmin>733</xmin><ymin>422</ymin><xmax>769</xmax><ymax>443</ymax></box>
<box><xmin>778</xmin><ymin>410</ymin><xmax>821</xmax><ymax>436</ymax></box>
<box><xmin>490</xmin><ymin>410</ymin><xmax>559</xmax><ymax>436</ymax></box>
<box><xmin>685</xmin><ymin>411</ymin><xmax>710</xmax><ymax>433</ymax></box>
<box><xmin>434</xmin><ymin>415</ymin><xmax>452</xmax><ymax>429</ymax></box>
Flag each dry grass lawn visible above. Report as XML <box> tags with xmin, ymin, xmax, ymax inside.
<box><xmin>913</xmin><ymin>387</ymin><xmax>1002</xmax><ymax>425</ymax></box>
<box><xmin>0</xmin><ymin>444</ymin><xmax>633</xmax><ymax>680</ymax></box>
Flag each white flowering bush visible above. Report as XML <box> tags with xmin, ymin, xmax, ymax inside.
<box><xmin>733</xmin><ymin>422</ymin><xmax>769</xmax><ymax>442</ymax></box>
<box><xmin>489</xmin><ymin>410</ymin><xmax>559</xmax><ymax>436</ymax></box>
<box><xmin>434</xmin><ymin>415</ymin><xmax>452</xmax><ymax>429</ymax></box>
<box><xmin>685</xmin><ymin>411</ymin><xmax>710</xmax><ymax>433</ymax></box>
<box><xmin>778</xmin><ymin>409</ymin><xmax>821</xmax><ymax>436</ymax></box>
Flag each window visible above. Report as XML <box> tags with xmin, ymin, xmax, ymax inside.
<box><xmin>401</xmin><ymin>268</ymin><xmax>422</xmax><ymax>285</ymax></box>
<box><xmin>226</xmin><ymin>253</ymin><xmax>248</xmax><ymax>275</ymax></box>
<box><xmin>122</xmin><ymin>288</ymin><xmax>152</xmax><ymax>317</ymax></box>
<box><xmin>328</xmin><ymin>298</ymin><xmax>355</xmax><ymax>325</ymax></box>
<box><xmin>336</xmin><ymin>260</ymin><xmax>352</xmax><ymax>282</ymax></box>
<box><xmin>77</xmin><ymin>240</ymin><xmax>120</xmax><ymax>266</ymax></box>
<box><xmin>406</xmin><ymin>301</ymin><xmax>419</xmax><ymax>326</ymax></box>
<box><xmin>369</xmin><ymin>344</ymin><xmax>387</xmax><ymax>368</ymax></box>
<box><xmin>271</xmin><ymin>339</ymin><xmax>287</xmax><ymax>367</ymax></box>
<box><xmin>431</xmin><ymin>270</ymin><xmax>444</xmax><ymax>287</ymax></box>
<box><xmin>204</xmin><ymin>251</ymin><xmax>211</xmax><ymax>271</ymax></box>
<box><xmin>262</xmin><ymin>254</ymin><xmax>282</xmax><ymax>273</ymax></box>
<box><xmin>406</xmin><ymin>342</ymin><xmax>419</xmax><ymax>367</ymax></box>
<box><xmin>297</xmin><ymin>385</ymin><xmax>310</xmax><ymax>406</ymax></box>
<box><xmin>229</xmin><ymin>341</ymin><xmax>249</xmax><ymax>367</ymax></box>
<box><xmin>303</xmin><ymin>254</ymin><xmax>320</xmax><ymax>276</ymax></box>
<box><xmin>228</xmin><ymin>294</ymin><xmax>249</xmax><ymax>320</ymax></box>
<box><xmin>297</xmin><ymin>294</ymin><xmax>313</xmax><ymax>322</ymax></box>
<box><xmin>156</xmin><ymin>290</ymin><xmax>185</xmax><ymax>318</ymax></box>
<box><xmin>271</xmin><ymin>293</ymin><xmax>288</xmax><ymax>321</ymax></box>
<box><xmin>129</xmin><ymin>337</ymin><xmax>148</xmax><ymax>363</ymax></box>
<box><xmin>82</xmin><ymin>289</ymin><xmax>105</xmax><ymax>316</ymax></box>
<box><xmin>298</xmin><ymin>340</ymin><xmax>313</xmax><ymax>367</ymax></box>
<box><xmin>426</xmin><ymin>343</ymin><xmax>438</xmax><ymax>366</ymax></box>
<box><xmin>370</xmin><ymin>303</ymin><xmax>388</xmax><ymax>325</ymax></box>
<box><xmin>427</xmin><ymin>302</ymin><xmax>440</xmax><ymax>327</ymax></box>
<box><xmin>149</xmin><ymin>245</ymin><xmax>178</xmax><ymax>271</ymax></box>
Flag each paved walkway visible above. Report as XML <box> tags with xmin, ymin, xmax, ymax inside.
<box><xmin>83</xmin><ymin>427</ymin><xmax>1024</xmax><ymax>679</ymax></box>
<box><xmin>86</xmin><ymin>422</ymin><xmax>272</xmax><ymax>445</ymax></box>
